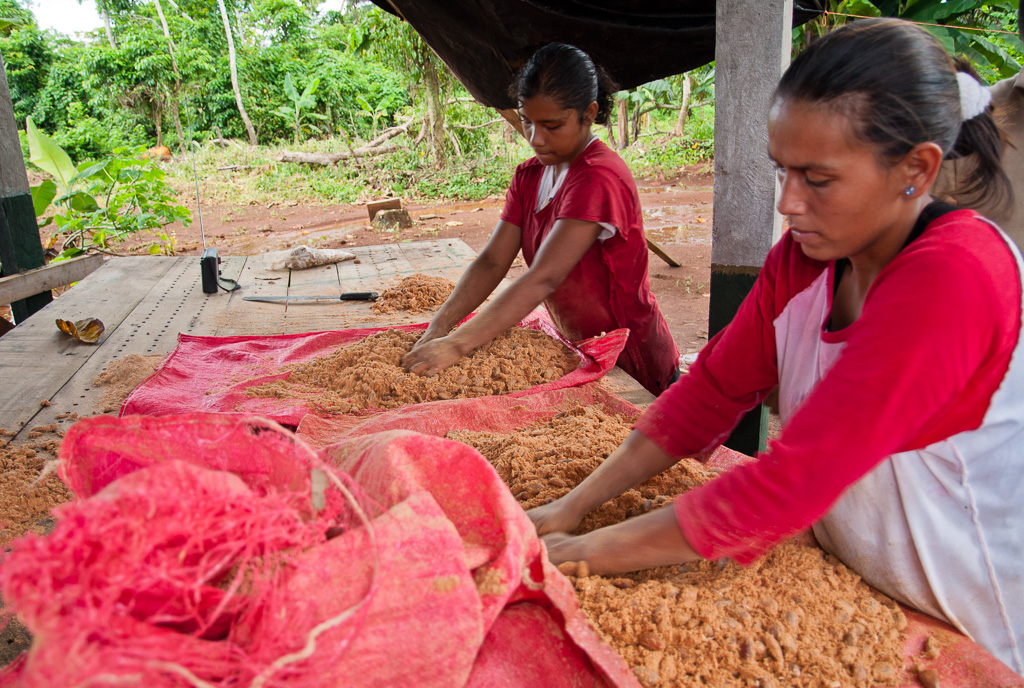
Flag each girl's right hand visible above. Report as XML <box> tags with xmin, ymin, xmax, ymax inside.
<box><xmin>403</xmin><ymin>335</ymin><xmax>465</xmax><ymax>377</ymax></box>
<box><xmin>527</xmin><ymin>496</ymin><xmax>585</xmax><ymax>535</ymax></box>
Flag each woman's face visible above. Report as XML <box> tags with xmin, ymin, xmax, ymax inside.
<box><xmin>518</xmin><ymin>94</ymin><xmax>596</xmax><ymax>166</ymax></box>
<box><xmin>767</xmin><ymin>97</ymin><xmax>913</xmax><ymax>266</ymax></box>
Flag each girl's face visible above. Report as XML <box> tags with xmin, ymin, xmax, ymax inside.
<box><xmin>518</xmin><ymin>94</ymin><xmax>597</xmax><ymax>166</ymax></box>
<box><xmin>768</xmin><ymin>97</ymin><xmax>920</xmax><ymax>267</ymax></box>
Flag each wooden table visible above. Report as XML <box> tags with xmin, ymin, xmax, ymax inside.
<box><xmin>0</xmin><ymin>239</ymin><xmax>653</xmax><ymax>444</ymax></box>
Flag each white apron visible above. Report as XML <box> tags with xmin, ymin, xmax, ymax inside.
<box><xmin>774</xmin><ymin>228</ymin><xmax>1024</xmax><ymax>674</ymax></box>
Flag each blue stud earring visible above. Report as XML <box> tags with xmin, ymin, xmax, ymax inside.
<box><xmin>904</xmin><ymin>186</ymin><xmax>916</xmax><ymax>197</ymax></box>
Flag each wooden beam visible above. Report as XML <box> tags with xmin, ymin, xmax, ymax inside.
<box><xmin>646</xmin><ymin>237</ymin><xmax>681</xmax><ymax>267</ymax></box>
<box><xmin>498</xmin><ymin>108</ymin><xmax>525</xmax><ymax>138</ymax></box>
<box><xmin>0</xmin><ymin>254</ymin><xmax>104</xmax><ymax>306</ymax></box>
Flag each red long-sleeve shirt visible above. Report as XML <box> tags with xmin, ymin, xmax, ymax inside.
<box><xmin>635</xmin><ymin>210</ymin><xmax>1021</xmax><ymax>565</ymax></box>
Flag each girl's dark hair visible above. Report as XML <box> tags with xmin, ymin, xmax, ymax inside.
<box><xmin>513</xmin><ymin>43</ymin><xmax>617</xmax><ymax>125</ymax></box>
<box><xmin>774</xmin><ymin>18</ymin><xmax>1012</xmax><ymax>215</ymax></box>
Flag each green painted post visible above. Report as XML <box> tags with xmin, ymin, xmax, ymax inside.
<box><xmin>0</xmin><ymin>51</ymin><xmax>49</xmax><ymax>323</ymax></box>
<box><xmin>708</xmin><ymin>268</ymin><xmax>771</xmax><ymax>454</ymax></box>
<box><xmin>711</xmin><ymin>0</ymin><xmax>792</xmax><ymax>456</ymax></box>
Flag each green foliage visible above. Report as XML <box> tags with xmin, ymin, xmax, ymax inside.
<box><xmin>273</xmin><ymin>72</ymin><xmax>327</xmax><ymax>143</ymax></box>
<box><xmin>795</xmin><ymin>1</ymin><xmax>1022</xmax><ymax>81</ymax></box>
<box><xmin>620</xmin><ymin>104</ymin><xmax>716</xmax><ymax>179</ymax></box>
<box><xmin>249</xmin><ymin>0</ymin><xmax>312</xmax><ymax>43</ymax></box>
<box><xmin>27</xmin><ymin>117</ymin><xmax>76</xmax><ymax>191</ymax></box>
<box><xmin>355</xmin><ymin>92</ymin><xmax>392</xmax><ymax>138</ymax></box>
<box><xmin>0</xmin><ymin>1</ymin><xmax>56</xmax><ymax>123</ymax></box>
<box><xmin>27</xmin><ymin>122</ymin><xmax>191</xmax><ymax>259</ymax></box>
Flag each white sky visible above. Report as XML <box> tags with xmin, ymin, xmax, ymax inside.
<box><xmin>31</xmin><ymin>0</ymin><xmax>348</xmax><ymax>38</ymax></box>
<box><xmin>31</xmin><ymin>0</ymin><xmax>105</xmax><ymax>37</ymax></box>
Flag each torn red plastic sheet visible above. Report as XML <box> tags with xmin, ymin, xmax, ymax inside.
<box><xmin>120</xmin><ymin>310</ymin><xmax>629</xmax><ymax>427</ymax></box>
<box><xmin>296</xmin><ymin>380</ymin><xmax>643</xmax><ymax>448</ymax></box>
<box><xmin>0</xmin><ymin>413</ymin><xmax>640</xmax><ymax>688</ymax></box>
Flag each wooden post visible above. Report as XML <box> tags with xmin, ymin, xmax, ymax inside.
<box><xmin>711</xmin><ymin>0</ymin><xmax>792</xmax><ymax>455</ymax></box>
<box><xmin>0</xmin><ymin>52</ymin><xmax>49</xmax><ymax>323</ymax></box>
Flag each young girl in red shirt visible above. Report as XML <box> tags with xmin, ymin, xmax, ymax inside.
<box><xmin>403</xmin><ymin>43</ymin><xmax>679</xmax><ymax>396</ymax></box>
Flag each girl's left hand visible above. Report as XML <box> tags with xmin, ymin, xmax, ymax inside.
<box><xmin>403</xmin><ymin>336</ymin><xmax>465</xmax><ymax>376</ymax></box>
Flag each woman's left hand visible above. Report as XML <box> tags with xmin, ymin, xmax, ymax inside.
<box><xmin>540</xmin><ymin>507</ymin><xmax>702</xmax><ymax>576</ymax></box>
<box><xmin>403</xmin><ymin>335</ymin><xmax>465</xmax><ymax>376</ymax></box>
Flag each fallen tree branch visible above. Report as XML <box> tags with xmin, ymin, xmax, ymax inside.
<box><xmin>277</xmin><ymin>141</ymin><xmax>404</xmax><ymax>165</ymax></box>
<box><xmin>208</xmin><ymin>137</ymin><xmax>245</xmax><ymax>150</ymax></box>
<box><xmin>364</xmin><ymin>118</ymin><xmax>415</xmax><ymax>147</ymax></box>
<box><xmin>277</xmin><ymin>119</ymin><xmax>420</xmax><ymax>166</ymax></box>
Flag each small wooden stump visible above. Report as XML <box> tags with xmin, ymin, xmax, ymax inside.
<box><xmin>372</xmin><ymin>209</ymin><xmax>414</xmax><ymax>232</ymax></box>
<box><xmin>367</xmin><ymin>198</ymin><xmax>403</xmax><ymax>221</ymax></box>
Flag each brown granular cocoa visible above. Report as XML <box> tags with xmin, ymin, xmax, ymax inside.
<box><xmin>0</xmin><ymin>429</ymin><xmax>70</xmax><ymax>547</ymax></box>
<box><xmin>451</xmin><ymin>406</ymin><xmax>907</xmax><ymax>688</ymax></box>
<box><xmin>449</xmin><ymin>405</ymin><xmax>720</xmax><ymax>533</ymax></box>
<box><xmin>371</xmin><ymin>273</ymin><xmax>455</xmax><ymax>314</ymax></box>
<box><xmin>92</xmin><ymin>354</ymin><xmax>165</xmax><ymax>413</ymax></box>
<box><xmin>247</xmin><ymin>327</ymin><xmax>578</xmax><ymax>413</ymax></box>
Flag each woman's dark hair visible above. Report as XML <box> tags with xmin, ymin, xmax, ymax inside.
<box><xmin>513</xmin><ymin>43</ymin><xmax>617</xmax><ymax>126</ymax></box>
<box><xmin>774</xmin><ymin>18</ymin><xmax>1012</xmax><ymax>215</ymax></box>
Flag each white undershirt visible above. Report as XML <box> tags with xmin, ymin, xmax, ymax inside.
<box><xmin>535</xmin><ymin>137</ymin><xmax>617</xmax><ymax>241</ymax></box>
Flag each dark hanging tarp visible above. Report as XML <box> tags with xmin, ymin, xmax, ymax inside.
<box><xmin>371</xmin><ymin>1</ymin><xmax>824</xmax><ymax>110</ymax></box>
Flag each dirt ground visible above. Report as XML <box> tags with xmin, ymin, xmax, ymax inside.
<box><xmin>105</xmin><ymin>164</ymin><xmax>716</xmax><ymax>358</ymax></box>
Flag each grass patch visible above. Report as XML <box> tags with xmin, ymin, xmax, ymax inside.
<box><xmin>161</xmin><ymin>111</ymin><xmax>713</xmax><ymax>208</ymax></box>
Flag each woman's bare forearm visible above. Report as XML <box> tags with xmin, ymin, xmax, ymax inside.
<box><xmin>425</xmin><ymin>257</ymin><xmax>511</xmax><ymax>337</ymax></box>
<box><xmin>560</xmin><ymin>431</ymin><xmax>679</xmax><ymax>521</ymax></box>
<box><xmin>445</xmin><ymin>270</ymin><xmax>557</xmax><ymax>355</ymax></box>
<box><xmin>543</xmin><ymin>507</ymin><xmax>701</xmax><ymax>574</ymax></box>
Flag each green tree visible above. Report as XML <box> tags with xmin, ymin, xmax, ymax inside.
<box><xmin>349</xmin><ymin>7</ymin><xmax>451</xmax><ymax>168</ymax></box>
<box><xmin>250</xmin><ymin>0</ymin><xmax>312</xmax><ymax>43</ymax></box>
<box><xmin>217</xmin><ymin>0</ymin><xmax>257</xmax><ymax>144</ymax></box>
<box><xmin>0</xmin><ymin>0</ymin><xmax>56</xmax><ymax>125</ymax></box>
<box><xmin>273</xmin><ymin>72</ymin><xmax>326</xmax><ymax>143</ymax></box>
<box><xmin>796</xmin><ymin>1</ymin><xmax>1021</xmax><ymax>82</ymax></box>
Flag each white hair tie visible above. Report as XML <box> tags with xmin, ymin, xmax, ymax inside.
<box><xmin>956</xmin><ymin>71</ymin><xmax>992</xmax><ymax>121</ymax></box>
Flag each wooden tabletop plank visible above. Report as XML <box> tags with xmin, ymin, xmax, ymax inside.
<box><xmin>280</xmin><ymin>253</ymin><xmax>349</xmax><ymax>334</ymax></box>
<box><xmin>217</xmin><ymin>255</ymin><xmax>291</xmax><ymax>337</ymax></box>
<box><xmin>7</xmin><ymin>256</ymin><xmax>255</xmax><ymax>439</ymax></box>
<box><xmin>598</xmin><ymin>367</ymin><xmax>655</xmax><ymax>409</ymax></box>
<box><xmin>0</xmin><ymin>239</ymin><xmax>655</xmax><ymax>438</ymax></box>
<box><xmin>0</xmin><ymin>256</ymin><xmax>178</xmax><ymax>435</ymax></box>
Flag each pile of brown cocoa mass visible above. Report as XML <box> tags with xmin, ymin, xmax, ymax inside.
<box><xmin>0</xmin><ymin>355</ymin><xmax>166</xmax><ymax>548</ymax></box>
<box><xmin>247</xmin><ymin>326</ymin><xmax>578</xmax><ymax>413</ymax></box>
<box><xmin>0</xmin><ymin>423</ymin><xmax>72</xmax><ymax>547</ymax></box>
<box><xmin>92</xmin><ymin>353</ymin><xmax>165</xmax><ymax>413</ymax></box>
<box><xmin>451</xmin><ymin>405</ymin><xmax>908</xmax><ymax>688</ymax></box>
<box><xmin>371</xmin><ymin>273</ymin><xmax>455</xmax><ymax>314</ymax></box>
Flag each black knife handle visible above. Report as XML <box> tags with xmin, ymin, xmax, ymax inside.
<box><xmin>339</xmin><ymin>292</ymin><xmax>380</xmax><ymax>301</ymax></box>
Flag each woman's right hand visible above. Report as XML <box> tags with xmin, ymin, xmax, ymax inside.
<box><xmin>527</xmin><ymin>496</ymin><xmax>585</xmax><ymax>535</ymax></box>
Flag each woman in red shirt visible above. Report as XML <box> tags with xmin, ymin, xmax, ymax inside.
<box><xmin>403</xmin><ymin>43</ymin><xmax>679</xmax><ymax>396</ymax></box>
<box><xmin>528</xmin><ymin>20</ymin><xmax>1024</xmax><ymax>672</ymax></box>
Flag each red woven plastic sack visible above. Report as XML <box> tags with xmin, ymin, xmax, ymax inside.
<box><xmin>320</xmin><ymin>429</ymin><xmax>638</xmax><ymax>687</ymax></box>
<box><xmin>1</xmin><ymin>414</ymin><xmax>380</xmax><ymax>687</ymax></box>
<box><xmin>120</xmin><ymin>311</ymin><xmax>628</xmax><ymax>426</ymax></box>
<box><xmin>0</xmin><ymin>413</ymin><xmax>640</xmax><ymax>688</ymax></box>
